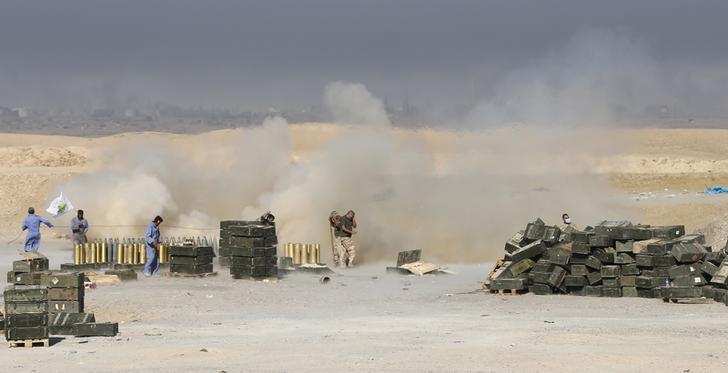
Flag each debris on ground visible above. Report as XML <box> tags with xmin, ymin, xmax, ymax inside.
<box><xmin>387</xmin><ymin>250</ymin><xmax>449</xmax><ymax>276</ymax></box>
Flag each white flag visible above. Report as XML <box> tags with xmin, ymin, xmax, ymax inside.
<box><xmin>46</xmin><ymin>192</ymin><xmax>74</xmax><ymax>217</ymax></box>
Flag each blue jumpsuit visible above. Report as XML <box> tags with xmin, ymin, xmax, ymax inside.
<box><xmin>144</xmin><ymin>221</ymin><xmax>160</xmax><ymax>275</ymax></box>
<box><xmin>21</xmin><ymin>214</ymin><xmax>53</xmax><ymax>252</ymax></box>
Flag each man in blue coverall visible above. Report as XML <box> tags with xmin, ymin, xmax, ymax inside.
<box><xmin>21</xmin><ymin>207</ymin><xmax>54</xmax><ymax>252</ymax></box>
<box><xmin>144</xmin><ymin>215</ymin><xmax>164</xmax><ymax>277</ymax></box>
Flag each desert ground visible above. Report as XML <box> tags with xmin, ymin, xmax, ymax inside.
<box><xmin>2</xmin><ymin>125</ymin><xmax>728</xmax><ymax>372</ymax></box>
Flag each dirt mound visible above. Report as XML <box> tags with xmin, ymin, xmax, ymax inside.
<box><xmin>694</xmin><ymin>214</ymin><xmax>728</xmax><ymax>251</ymax></box>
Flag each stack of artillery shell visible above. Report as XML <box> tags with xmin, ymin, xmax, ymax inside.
<box><xmin>6</xmin><ymin>257</ymin><xmax>49</xmax><ymax>286</ymax></box>
<box><xmin>4</xmin><ymin>285</ymin><xmax>49</xmax><ymax>341</ymax></box>
<box><xmin>284</xmin><ymin>243</ymin><xmax>321</xmax><ymax>266</ymax></box>
<box><xmin>488</xmin><ymin>219</ymin><xmax>722</xmax><ymax>300</ymax></box>
<box><xmin>220</xmin><ymin>221</ymin><xmax>278</xmax><ymax>279</ymax></box>
<box><xmin>169</xmin><ymin>246</ymin><xmax>215</xmax><ymax>274</ymax></box>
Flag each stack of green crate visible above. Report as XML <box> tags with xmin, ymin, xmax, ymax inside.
<box><xmin>4</xmin><ymin>285</ymin><xmax>49</xmax><ymax>342</ymax></box>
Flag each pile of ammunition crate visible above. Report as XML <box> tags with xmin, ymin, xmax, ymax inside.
<box><xmin>219</xmin><ymin>221</ymin><xmax>278</xmax><ymax>279</ymax></box>
<box><xmin>4</xmin><ymin>285</ymin><xmax>50</xmax><ymax>344</ymax></box>
<box><xmin>488</xmin><ymin>219</ymin><xmax>728</xmax><ymax>301</ymax></box>
<box><xmin>169</xmin><ymin>245</ymin><xmax>215</xmax><ymax>275</ymax></box>
<box><xmin>7</xmin><ymin>257</ymin><xmax>49</xmax><ymax>285</ymax></box>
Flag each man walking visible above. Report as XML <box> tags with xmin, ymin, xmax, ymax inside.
<box><xmin>329</xmin><ymin>211</ymin><xmax>341</xmax><ymax>266</ymax></box>
<box><xmin>21</xmin><ymin>207</ymin><xmax>53</xmax><ymax>253</ymax></box>
<box><xmin>71</xmin><ymin>209</ymin><xmax>89</xmax><ymax>245</ymax></box>
<box><xmin>144</xmin><ymin>216</ymin><xmax>163</xmax><ymax>277</ymax></box>
<box><xmin>336</xmin><ymin>210</ymin><xmax>357</xmax><ymax>267</ymax></box>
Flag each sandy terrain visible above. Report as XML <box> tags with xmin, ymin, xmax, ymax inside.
<box><xmin>3</xmin><ymin>126</ymin><xmax>728</xmax><ymax>371</ymax></box>
<box><xmin>1</xmin><ymin>242</ymin><xmax>728</xmax><ymax>373</ymax></box>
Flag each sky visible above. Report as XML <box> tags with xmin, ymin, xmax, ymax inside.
<box><xmin>1</xmin><ymin>0</ymin><xmax>727</xmax><ymax>115</ymax></box>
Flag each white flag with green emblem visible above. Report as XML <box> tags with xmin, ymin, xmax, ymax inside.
<box><xmin>46</xmin><ymin>192</ymin><xmax>74</xmax><ymax>217</ymax></box>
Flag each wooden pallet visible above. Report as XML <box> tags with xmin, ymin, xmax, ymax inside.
<box><xmin>661</xmin><ymin>297</ymin><xmax>711</xmax><ymax>304</ymax></box>
<box><xmin>163</xmin><ymin>271</ymin><xmax>218</xmax><ymax>278</ymax></box>
<box><xmin>488</xmin><ymin>288</ymin><xmax>524</xmax><ymax>296</ymax></box>
<box><xmin>8</xmin><ymin>339</ymin><xmax>49</xmax><ymax>348</ymax></box>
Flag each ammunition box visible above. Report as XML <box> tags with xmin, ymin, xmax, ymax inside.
<box><xmin>653</xmin><ymin>255</ymin><xmax>676</xmax><ymax>267</ymax></box>
<box><xmin>589</xmin><ymin>235</ymin><xmax>614</xmax><ymax>248</ymax></box>
<box><xmin>231</xmin><ymin>256</ymin><xmax>278</xmax><ymax>268</ymax></box>
<box><xmin>671</xmin><ymin>274</ymin><xmax>707</xmax><ymax>287</ymax></box>
<box><xmin>600</xmin><ymin>265</ymin><xmax>621</xmax><ymax>278</ymax></box>
<box><xmin>230</xmin><ymin>266</ymin><xmax>278</xmax><ymax>278</ymax></box>
<box><xmin>6</xmin><ymin>270</ymin><xmax>19</xmax><ymax>283</ymax></box>
<box><xmin>48</xmin><ymin>301</ymin><xmax>82</xmax><ymax>313</ymax></box>
<box><xmin>229</xmin><ymin>246</ymin><xmax>277</xmax><ymax>258</ymax></box>
<box><xmin>633</xmin><ymin>239</ymin><xmax>661</xmax><ymax>254</ymax></box>
<box><xmin>570</xmin><ymin>265</ymin><xmax>588</xmax><ymax>276</ymax></box>
<box><xmin>710</xmin><ymin>263</ymin><xmax>728</xmax><ymax>285</ymax></box>
<box><xmin>489</xmin><ymin>278</ymin><xmax>527</xmax><ymax>290</ymax></box>
<box><xmin>12</xmin><ymin>257</ymin><xmax>49</xmax><ymax>273</ymax></box>
<box><xmin>509</xmin><ymin>259</ymin><xmax>536</xmax><ymax>276</ymax></box>
<box><xmin>620</xmin><ymin>276</ymin><xmax>637</xmax><ymax>287</ymax></box>
<box><xmin>104</xmin><ymin>269</ymin><xmax>138</xmax><ymax>281</ymax></box>
<box><xmin>676</xmin><ymin>234</ymin><xmax>705</xmax><ymax>245</ymax></box>
<box><xmin>615</xmin><ymin>240</ymin><xmax>634</xmax><ymax>253</ymax></box>
<box><xmin>667</xmin><ymin>265</ymin><xmax>700</xmax><ymax>279</ymax></box>
<box><xmin>615</xmin><ymin>253</ymin><xmax>635</xmax><ymax>264</ymax></box>
<box><xmin>621</xmin><ymin>264</ymin><xmax>641</xmax><ymax>276</ymax></box>
<box><xmin>567</xmin><ymin>286</ymin><xmax>586</xmax><ymax>296</ymax></box>
<box><xmin>564</xmin><ymin>275</ymin><xmax>588</xmax><ymax>287</ymax></box>
<box><xmin>48</xmin><ymin>287</ymin><xmax>84</xmax><ymax>301</ymax></box>
<box><xmin>168</xmin><ymin>246</ymin><xmax>215</xmax><ymax>257</ymax></box>
<box><xmin>705</xmin><ymin>251</ymin><xmax>726</xmax><ymax>264</ymax></box>
<box><xmin>663</xmin><ymin>287</ymin><xmax>703</xmax><ymax>298</ymax></box>
<box><xmin>4</xmin><ymin>285</ymin><xmax>48</xmax><ymax>302</ymax></box>
<box><xmin>510</xmin><ymin>240</ymin><xmax>546</xmax><ymax>262</ymax></box>
<box><xmin>170</xmin><ymin>255</ymin><xmax>214</xmax><ymax>266</ymax></box>
<box><xmin>652</xmin><ymin>267</ymin><xmax>670</xmax><ymax>277</ymax></box>
<box><xmin>220</xmin><ymin>220</ymin><xmax>260</xmax><ymax>229</ymax></box>
<box><xmin>585</xmin><ymin>285</ymin><xmax>603</xmax><ymax>297</ymax></box>
<box><xmin>697</xmin><ymin>261</ymin><xmax>719</xmax><ymax>277</ymax></box>
<box><xmin>635</xmin><ymin>255</ymin><xmax>654</xmax><ymax>267</ymax></box>
<box><xmin>649</xmin><ymin>225</ymin><xmax>685</xmax><ymax>239</ymax></box>
<box><xmin>637</xmin><ymin>288</ymin><xmax>660</xmax><ymax>298</ymax></box>
<box><xmin>602</xmin><ymin>287</ymin><xmax>622</xmax><ymax>297</ymax></box>
<box><xmin>595</xmin><ymin>221</ymin><xmax>632</xmax><ymax>239</ymax></box>
<box><xmin>602</xmin><ymin>278</ymin><xmax>620</xmax><ymax>288</ymax></box>
<box><xmin>5</xmin><ymin>301</ymin><xmax>48</xmax><ymax>314</ymax></box>
<box><xmin>586</xmin><ymin>271</ymin><xmax>602</xmax><ymax>285</ymax></box>
<box><xmin>592</xmin><ymin>249</ymin><xmax>615</xmax><ymax>264</ymax></box>
<box><xmin>530</xmin><ymin>271</ymin><xmax>552</xmax><ymax>285</ymax></box>
<box><xmin>74</xmin><ymin>322</ymin><xmax>118</xmax><ymax>337</ymax></box>
<box><xmin>50</xmin><ymin>325</ymin><xmax>76</xmax><ymax>335</ymax></box>
<box><xmin>223</xmin><ymin>225</ymin><xmax>276</xmax><ymax>238</ymax></box>
<box><xmin>170</xmin><ymin>263</ymin><xmax>214</xmax><ymax>274</ymax></box>
<box><xmin>524</xmin><ymin>222</ymin><xmax>546</xmax><ymax>241</ymax></box>
<box><xmin>6</xmin><ymin>326</ymin><xmax>49</xmax><ymax>340</ymax></box>
<box><xmin>621</xmin><ymin>227</ymin><xmax>653</xmax><ymax>240</ymax></box>
<box><xmin>5</xmin><ymin>313</ymin><xmax>48</xmax><ymax>328</ymax></box>
<box><xmin>571</xmin><ymin>241</ymin><xmax>590</xmax><ymax>255</ymax></box>
<box><xmin>671</xmin><ymin>243</ymin><xmax>707</xmax><ymax>263</ymax></box>
<box><xmin>60</xmin><ymin>263</ymin><xmax>98</xmax><ymax>271</ymax></box>
<box><xmin>11</xmin><ymin>271</ymin><xmax>44</xmax><ymax>285</ymax></box>
<box><xmin>532</xmin><ymin>259</ymin><xmax>555</xmax><ymax>273</ymax></box>
<box><xmin>545</xmin><ymin>248</ymin><xmax>570</xmax><ymax>266</ymax></box>
<box><xmin>528</xmin><ymin>283</ymin><xmax>552</xmax><ymax>295</ymax></box>
<box><xmin>570</xmin><ymin>254</ymin><xmax>588</xmax><ymax>265</ymax></box>
<box><xmin>543</xmin><ymin>226</ymin><xmax>562</xmax><ymax>243</ymax></box>
<box><xmin>218</xmin><ymin>246</ymin><xmax>232</xmax><ymax>257</ymax></box>
<box><xmin>702</xmin><ymin>285</ymin><xmax>715</xmax><ymax>299</ymax></box>
<box><xmin>221</xmin><ymin>235</ymin><xmax>276</xmax><ymax>249</ymax></box>
<box><xmin>644</xmin><ymin>240</ymin><xmax>676</xmax><ymax>256</ymax></box>
<box><xmin>622</xmin><ymin>287</ymin><xmax>638</xmax><ymax>297</ymax></box>
<box><xmin>40</xmin><ymin>272</ymin><xmax>83</xmax><ymax>288</ymax></box>
<box><xmin>635</xmin><ymin>276</ymin><xmax>663</xmax><ymax>289</ymax></box>
<box><xmin>712</xmin><ymin>288</ymin><xmax>728</xmax><ymax>303</ymax></box>
<box><xmin>585</xmin><ymin>256</ymin><xmax>603</xmax><ymax>270</ymax></box>
<box><xmin>50</xmin><ymin>312</ymin><xmax>95</xmax><ymax>326</ymax></box>
<box><xmin>504</xmin><ymin>232</ymin><xmax>525</xmax><ymax>254</ymax></box>
<box><xmin>570</xmin><ymin>231</ymin><xmax>594</xmax><ymax>244</ymax></box>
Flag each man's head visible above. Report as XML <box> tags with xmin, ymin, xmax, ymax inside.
<box><xmin>28</xmin><ymin>207</ymin><xmax>35</xmax><ymax>214</ymax></box>
<box><xmin>562</xmin><ymin>213</ymin><xmax>571</xmax><ymax>225</ymax></box>
<box><xmin>77</xmin><ymin>209</ymin><xmax>84</xmax><ymax>219</ymax></box>
<box><xmin>345</xmin><ymin>210</ymin><xmax>355</xmax><ymax>219</ymax></box>
<box><xmin>153</xmin><ymin>216</ymin><xmax>164</xmax><ymax>226</ymax></box>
